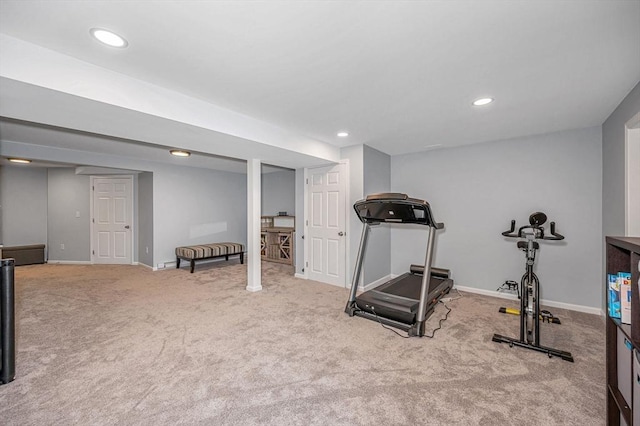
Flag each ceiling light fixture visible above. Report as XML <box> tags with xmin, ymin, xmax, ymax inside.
<box><xmin>472</xmin><ymin>97</ymin><xmax>494</xmax><ymax>106</ymax></box>
<box><xmin>337</xmin><ymin>132</ymin><xmax>349</xmax><ymax>137</ymax></box>
<box><xmin>8</xmin><ymin>158</ymin><xmax>32</xmax><ymax>164</ymax></box>
<box><xmin>90</xmin><ymin>28</ymin><xmax>128</xmax><ymax>48</ymax></box>
<box><xmin>170</xmin><ymin>150</ymin><xmax>191</xmax><ymax>157</ymax></box>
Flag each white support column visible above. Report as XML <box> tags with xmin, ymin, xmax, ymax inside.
<box><xmin>246</xmin><ymin>158</ymin><xmax>262</xmax><ymax>292</ymax></box>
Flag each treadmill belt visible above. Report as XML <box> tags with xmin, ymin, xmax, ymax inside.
<box><xmin>376</xmin><ymin>273</ymin><xmax>423</xmax><ymax>299</ymax></box>
<box><xmin>355</xmin><ymin>273</ymin><xmax>452</xmax><ymax>325</ymax></box>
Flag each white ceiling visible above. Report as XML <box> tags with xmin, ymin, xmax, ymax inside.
<box><xmin>0</xmin><ymin>0</ymin><xmax>639</xmax><ymax>163</ymax></box>
<box><xmin>0</xmin><ymin>117</ymin><xmax>288</xmax><ymax>174</ymax></box>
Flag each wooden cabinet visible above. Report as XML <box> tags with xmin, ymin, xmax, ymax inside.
<box><xmin>261</xmin><ymin>216</ymin><xmax>295</xmax><ymax>265</ymax></box>
<box><xmin>606</xmin><ymin>236</ymin><xmax>640</xmax><ymax>425</ymax></box>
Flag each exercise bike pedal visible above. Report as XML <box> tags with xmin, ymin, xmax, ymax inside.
<box><xmin>540</xmin><ymin>310</ymin><xmax>561</xmax><ymax>324</ymax></box>
<box><xmin>498</xmin><ymin>307</ymin><xmax>519</xmax><ymax>315</ymax></box>
<box><xmin>499</xmin><ymin>307</ymin><xmax>562</xmax><ymax>324</ymax></box>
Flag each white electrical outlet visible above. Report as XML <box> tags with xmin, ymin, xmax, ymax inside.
<box><xmin>157</xmin><ymin>263</ymin><xmax>165</xmax><ymax>269</ymax></box>
<box><xmin>75</xmin><ymin>211</ymin><xmax>80</xmax><ymax>218</ymax></box>
<box><xmin>60</xmin><ymin>243</ymin><xmax>65</xmax><ymax>250</ymax></box>
<box><xmin>146</xmin><ymin>247</ymin><xmax>149</xmax><ymax>254</ymax></box>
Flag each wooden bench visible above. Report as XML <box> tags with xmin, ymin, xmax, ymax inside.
<box><xmin>175</xmin><ymin>242</ymin><xmax>244</xmax><ymax>273</ymax></box>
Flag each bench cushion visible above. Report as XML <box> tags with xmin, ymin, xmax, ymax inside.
<box><xmin>175</xmin><ymin>243</ymin><xmax>244</xmax><ymax>260</ymax></box>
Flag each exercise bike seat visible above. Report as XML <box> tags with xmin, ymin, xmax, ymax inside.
<box><xmin>517</xmin><ymin>241</ymin><xmax>539</xmax><ymax>250</ymax></box>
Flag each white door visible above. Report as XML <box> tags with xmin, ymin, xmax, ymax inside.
<box><xmin>306</xmin><ymin>163</ymin><xmax>347</xmax><ymax>287</ymax></box>
<box><xmin>91</xmin><ymin>176</ymin><xmax>133</xmax><ymax>264</ymax></box>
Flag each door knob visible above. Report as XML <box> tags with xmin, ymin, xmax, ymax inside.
<box><xmin>338</xmin><ymin>231</ymin><xmax>344</xmax><ymax>236</ymax></box>
<box><xmin>125</xmin><ymin>225</ymin><xmax>130</xmax><ymax>229</ymax></box>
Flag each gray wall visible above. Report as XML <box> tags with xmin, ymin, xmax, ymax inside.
<box><xmin>0</xmin><ymin>148</ymin><xmax>249</xmax><ymax>269</ymax></box>
<box><xmin>0</xmin><ymin>165</ymin><xmax>48</xmax><ymax>247</ymax></box>
<box><xmin>138</xmin><ymin>171</ymin><xmax>153</xmax><ymax>267</ymax></box>
<box><xmin>261</xmin><ymin>169</ymin><xmax>295</xmax><ymax>216</ymax></box>
<box><xmin>47</xmin><ymin>168</ymin><xmax>91</xmax><ymax>261</ymax></box>
<box><xmin>152</xmin><ymin>165</ymin><xmax>247</xmax><ymax>267</ymax></box>
<box><xmin>362</xmin><ymin>145</ymin><xmax>391</xmax><ymax>285</ymax></box>
<box><xmin>603</xmin><ymin>81</ymin><xmax>640</xmax><ymax>238</ymax></box>
<box><xmin>391</xmin><ymin>127</ymin><xmax>603</xmax><ymax>309</ymax></box>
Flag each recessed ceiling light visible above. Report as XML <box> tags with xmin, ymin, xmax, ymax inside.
<box><xmin>337</xmin><ymin>132</ymin><xmax>349</xmax><ymax>137</ymax></box>
<box><xmin>90</xmin><ymin>28</ymin><xmax>128</xmax><ymax>48</ymax></box>
<box><xmin>472</xmin><ymin>98</ymin><xmax>494</xmax><ymax>106</ymax></box>
<box><xmin>170</xmin><ymin>150</ymin><xmax>191</xmax><ymax>157</ymax></box>
<box><xmin>8</xmin><ymin>158</ymin><xmax>32</xmax><ymax>164</ymax></box>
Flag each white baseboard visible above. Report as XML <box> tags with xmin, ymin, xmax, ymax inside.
<box><xmin>455</xmin><ymin>285</ymin><xmax>602</xmax><ymax>315</ymax></box>
<box><xmin>153</xmin><ymin>262</ymin><xmax>174</xmax><ymax>271</ymax></box>
<box><xmin>47</xmin><ymin>260</ymin><xmax>91</xmax><ymax>265</ymax></box>
<box><xmin>361</xmin><ymin>274</ymin><xmax>394</xmax><ymax>292</ymax></box>
<box><xmin>136</xmin><ymin>262</ymin><xmax>153</xmax><ymax>270</ymax></box>
<box><xmin>294</xmin><ymin>272</ymin><xmax>306</xmax><ymax>279</ymax></box>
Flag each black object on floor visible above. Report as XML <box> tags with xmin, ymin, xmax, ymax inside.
<box><xmin>1</xmin><ymin>258</ymin><xmax>16</xmax><ymax>384</ymax></box>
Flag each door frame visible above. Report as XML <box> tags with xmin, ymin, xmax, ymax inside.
<box><xmin>302</xmin><ymin>160</ymin><xmax>350</xmax><ymax>287</ymax></box>
<box><xmin>625</xmin><ymin>112</ymin><xmax>640</xmax><ymax>237</ymax></box>
<box><xmin>89</xmin><ymin>175</ymin><xmax>135</xmax><ymax>265</ymax></box>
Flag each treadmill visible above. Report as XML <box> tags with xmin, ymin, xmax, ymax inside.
<box><xmin>344</xmin><ymin>193</ymin><xmax>453</xmax><ymax>337</ymax></box>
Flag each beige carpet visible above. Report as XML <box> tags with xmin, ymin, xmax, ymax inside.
<box><xmin>1</xmin><ymin>261</ymin><xmax>604</xmax><ymax>425</ymax></box>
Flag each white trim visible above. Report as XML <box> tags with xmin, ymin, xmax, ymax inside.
<box><xmin>455</xmin><ymin>285</ymin><xmax>602</xmax><ymax>315</ymax></box>
<box><xmin>361</xmin><ymin>274</ymin><xmax>393</xmax><ymax>292</ymax></box>
<box><xmin>89</xmin><ymin>175</ymin><xmax>135</xmax><ymax>265</ymax></box>
<box><xmin>136</xmin><ymin>262</ymin><xmax>154</xmax><ymax>270</ymax></box>
<box><xmin>303</xmin><ymin>167</ymin><xmax>309</xmax><ymax>280</ymax></box>
<box><xmin>624</xmin><ymin>112</ymin><xmax>640</xmax><ymax>236</ymax></box>
<box><xmin>153</xmin><ymin>260</ymin><xmax>175</xmax><ymax>271</ymax></box>
<box><xmin>340</xmin><ymin>159</ymin><xmax>350</xmax><ymax>289</ymax></box>
<box><xmin>47</xmin><ymin>260</ymin><xmax>92</xmax><ymax>265</ymax></box>
<box><xmin>294</xmin><ymin>272</ymin><xmax>306</xmax><ymax>279</ymax></box>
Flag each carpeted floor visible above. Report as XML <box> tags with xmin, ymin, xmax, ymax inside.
<box><xmin>1</xmin><ymin>261</ymin><xmax>604</xmax><ymax>425</ymax></box>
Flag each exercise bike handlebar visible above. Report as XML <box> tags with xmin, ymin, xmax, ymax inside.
<box><xmin>546</xmin><ymin>222</ymin><xmax>564</xmax><ymax>240</ymax></box>
<box><xmin>501</xmin><ymin>220</ymin><xmax>518</xmax><ymax>237</ymax></box>
<box><xmin>501</xmin><ymin>218</ymin><xmax>564</xmax><ymax>240</ymax></box>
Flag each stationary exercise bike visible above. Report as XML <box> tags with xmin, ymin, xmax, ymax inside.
<box><xmin>492</xmin><ymin>212</ymin><xmax>574</xmax><ymax>362</ymax></box>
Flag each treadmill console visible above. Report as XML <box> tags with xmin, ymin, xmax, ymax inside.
<box><xmin>354</xmin><ymin>193</ymin><xmax>437</xmax><ymax>226</ymax></box>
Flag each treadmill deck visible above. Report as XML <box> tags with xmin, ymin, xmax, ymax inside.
<box><xmin>355</xmin><ymin>272</ymin><xmax>453</xmax><ymax>325</ymax></box>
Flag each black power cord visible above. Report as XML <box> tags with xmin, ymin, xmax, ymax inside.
<box><xmin>362</xmin><ymin>301</ymin><xmax>452</xmax><ymax>339</ymax></box>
